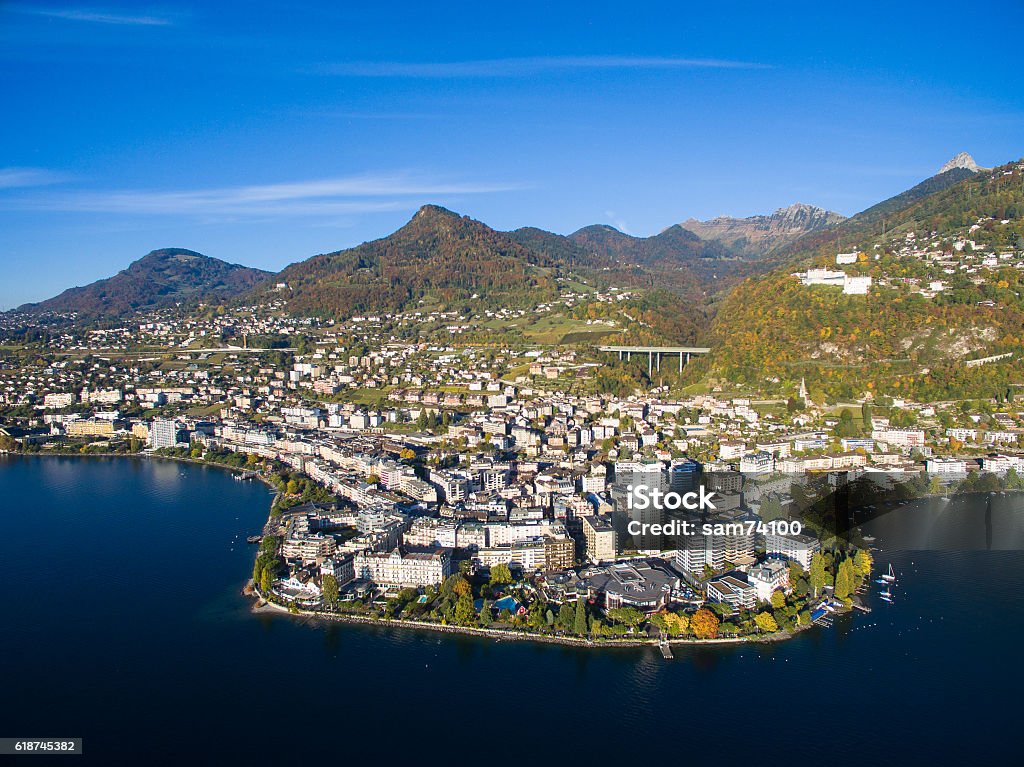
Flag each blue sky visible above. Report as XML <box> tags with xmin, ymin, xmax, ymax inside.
<box><xmin>2</xmin><ymin>0</ymin><xmax>1023</xmax><ymax>309</ymax></box>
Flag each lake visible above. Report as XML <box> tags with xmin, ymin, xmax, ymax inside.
<box><xmin>0</xmin><ymin>455</ymin><xmax>1020</xmax><ymax>765</ymax></box>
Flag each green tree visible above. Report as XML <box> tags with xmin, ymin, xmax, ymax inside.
<box><xmin>1007</xmin><ymin>467</ymin><xmax>1024</xmax><ymax>490</ymax></box>
<box><xmin>760</xmin><ymin>495</ymin><xmax>785</xmax><ymax>522</ymax></box>
<box><xmin>573</xmin><ymin>598</ymin><xmax>588</xmax><ymax>636</ymax></box>
<box><xmin>489</xmin><ymin>563</ymin><xmax>513</xmax><ymax>586</ymax></box>
<box><xmin>836</xmin><ymin>408</ymin><xmax>860</xmax><ymax>438</ymax></box>
<box><xmin>649</xmin><ymin>612</ymin><xmax>668</xmax><ymax>635</ymax></box>
<box><xmin>606</xmin><ymin>607</ymin><xmax>645</xmax><ymax>628</ymax></box>
<box><xmin>770</xmin><ymin>590</ymin><xmax>786</xmax><ymax>610</ymax></box>
<box><xmin>454</xmin><ymin>595</ymin><xmax>476</xmax><ymax>626</ymax></box>
<box><xmin>478</xmin><ymin>600</ymin><xmax>492</xmax><ymax>626</ymax></box>
<box><xmin>527</xmin><ymin>599</ymin><xmax>547</xmax><ymax>630</ymax></box>
<box><xmin>556</xmin><ymin>603</ymin><xmax>574</xmax><ymax>632</ymax></box>
<box><xmin>259</xmin><ymin>567</ymin><xmax>272</xmax><ymax>594</ymax></box>
<box><xmin>322</xmin><ymin>574</ymin><xmax>339</xmax><ymax>610</ymax></box>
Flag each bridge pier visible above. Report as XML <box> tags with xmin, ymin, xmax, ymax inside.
<box><xmin>598</xmin><ymin>345</ymin><xmax>710</xmax><ymax>375</ymax></box>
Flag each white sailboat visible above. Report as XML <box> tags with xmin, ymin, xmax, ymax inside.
<box><xmin>880</xmin><ymin>563</ymin><xmax>896</xmax><ymax>583</ymax></box>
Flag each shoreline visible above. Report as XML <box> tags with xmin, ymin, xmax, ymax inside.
<box><xmin>248</xmin><ymin>597</ymin><xmax>787</xmax><ymax>648</ymax></box>
<box><xmin>2</xmin><ymin>449</ymin><xmax>281</xmax><ymax>493</ymax></box>
<box><xmin>2</xmin><ymin>450</ymin><xmax>844</xmax><ymax>650</ymax></box>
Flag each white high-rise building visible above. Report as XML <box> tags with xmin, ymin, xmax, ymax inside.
<box><xmin>150</xmin><ymin>419</ymin><xmax>184</xmax><ymax>450</ymax></box>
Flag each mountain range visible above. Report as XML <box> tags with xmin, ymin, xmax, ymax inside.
<box><xmin>15</xmin><ymin>203</ymin><xmax>798</xmax><ymax>321</ymax></box>
<box><xmin>681</xmin><ymin>203</ymin><xmax>845</xmax><ymax>258</ymax></box>
<box><xmin>14</xmin><ymin>150</ymin><xmax>1024</xmax><ymax>401</ymax></box>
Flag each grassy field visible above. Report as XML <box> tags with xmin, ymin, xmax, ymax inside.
<box><xmin>186</xmin><ymin>402</ymin><xmax>228</xmax><ymax>418</ymax></box>
<box><xmin>476</xmin><ymin>311</ymin><xmax>619</xmax><ymax>345</ymax></box>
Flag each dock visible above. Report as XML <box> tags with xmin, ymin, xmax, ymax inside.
<box><xmin>659</xmin><ymin>640</ymin><xmax>674</xmax><ymax>659</ymax></box>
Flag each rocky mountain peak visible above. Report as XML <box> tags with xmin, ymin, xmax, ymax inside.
<box><xmin>938</xmin><ymin>152</ymin><xmax>982</xmax><ymax>174</ymax></box>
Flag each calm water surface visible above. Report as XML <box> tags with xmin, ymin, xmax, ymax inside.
<box><xmin>0</xmin><ymin>455</ymin><xmax>1021</xmax><ymax>765</ymax></box>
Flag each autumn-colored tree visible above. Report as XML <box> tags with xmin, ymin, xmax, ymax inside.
<box><xmin>770</xmin><ymin>589</ymin><xmax>787</xmax><ymax>610</ymax></box>
<box><xmin>809</xmin><ymin>552</ymin><xmax>830</xmax><ymax>597</ymax></box>
<box><xmin>835</xmin><ymin>557</ymin><xmax>857</xmax><ymax>601</ymax></box>
<box><xmin>663</xmin><ymin>611</ymin><xmax>689</xmax><ymax>637</ymax></box>
<box><xmin>853</xmin><ymin>549</ymin><xmax>873</xmax><ymax>577</ymax></box>
<box><xmin>690</xmin><ymin>607</ymin><xmax>720</xmax><ymax>639</ymax></box>
<box><xmin>453</xmin><ymin>577</ymin><xmax>472</xmax><ymax>599</ymax></box>
<box><xmin>441</xmin><ymin>573</ymin><xmax>471</xmax><ymax>599</ymax></box>
<box><xmin>754</xmin><ymin>611</ymin><xmax>779</xmax><ymax>633</ymax></box>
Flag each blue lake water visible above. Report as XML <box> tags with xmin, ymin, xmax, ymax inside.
<box><xmin>0</xmin><ymin>455</ymin><xmax>1021</xmax><ymax>765</ymax></box>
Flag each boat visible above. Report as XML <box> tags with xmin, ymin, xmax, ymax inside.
<box><xmin>246</xmin><ymin>535</ymin><xmax>262</xmax><ymax>544</ymax></box>
<box><xmin>880</xmin><ymin>563</ymin><xmax>897</xmax><ymax>583</ymax></box>
<box><xmin>880</xmin><ymin>594</ymin><xmax>894</xmax><ymax>603</ymax></box>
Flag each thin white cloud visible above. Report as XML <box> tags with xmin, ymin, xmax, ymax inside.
<box><xmin>319</xmin><ymin>55</ymin><xmax>770</xmax><ymax>78</ymax></box>
<box><xmin>0</xmin><ymin>167</ymin><xmax>70</xmax><ymax>189</ymax></box>
<box><xmin>604</xmin><ymin>210</ymin><xmax>631</xmax><ymax>235</ymax></box>
<box><xmin>9</xmin><ymin>172</ymin><xmax>526</xmax><ymax>218</ymax></box>
<box><xmin>9</xmin><ymin>6</ymin><xmax>173</xmax><ymax>26</ymax></box>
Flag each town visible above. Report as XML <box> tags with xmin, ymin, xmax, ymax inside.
<box><xmin>2</xmin><ymin>302</ymin><xmax>1021</xmax><ymax>644</ymax></box>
